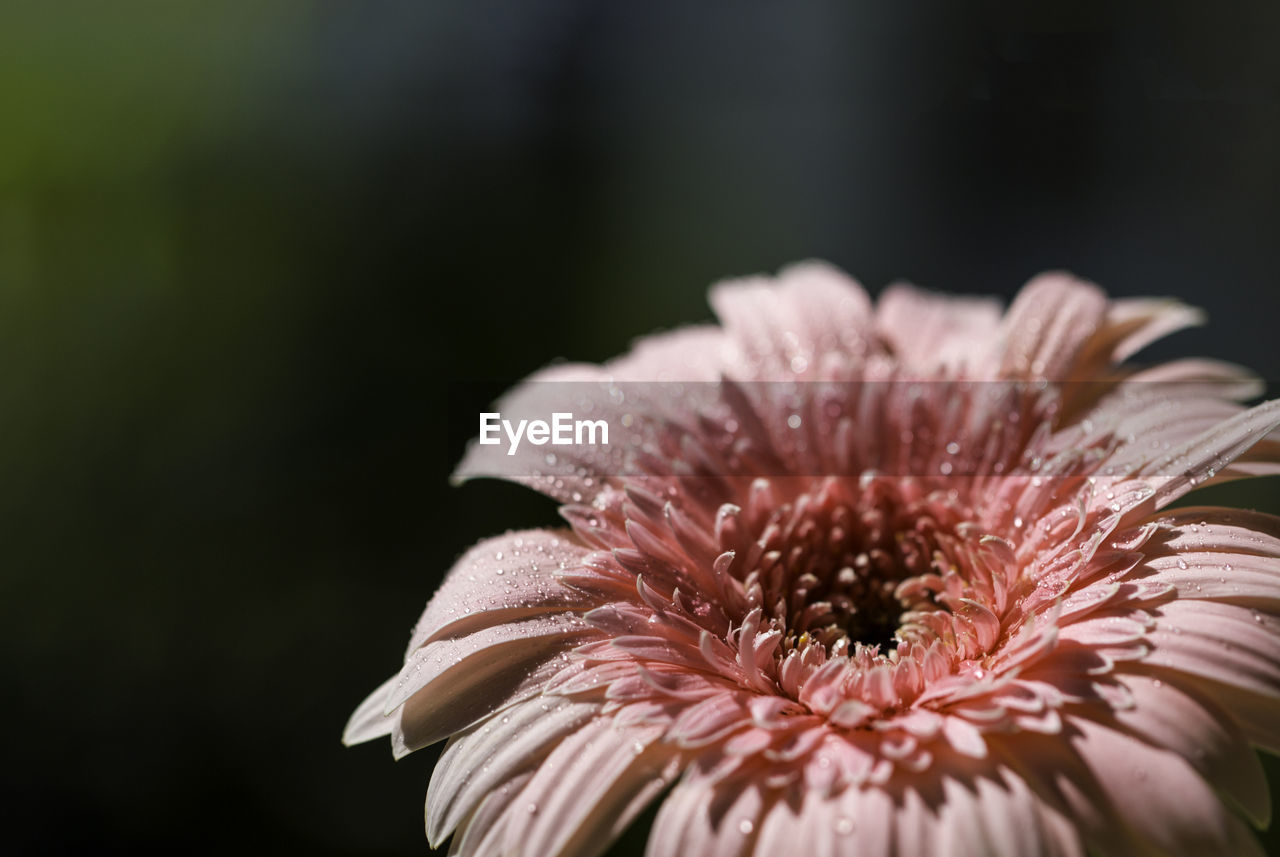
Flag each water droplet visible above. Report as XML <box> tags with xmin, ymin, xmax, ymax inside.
<box><xmin>495</xmin><ymin>568</ymin><xmax>505</xmax><ymax>575</ymax></box>
<box><xmin>787</xmin><ymin>414</ymin><xmax>802</xmax><ymax>429</ymax></box>
<box><xmin>939</xmin><ymin>461</ymin><xmax>953</xmax><ymax>475</ymax></box>
<box><xmin>527</xmin><ymin>803</ymin><xmax>539</xmax><ymax>814</ymax></box>
<box><xmin>545</xmin><ymin>453</ymin><xmax>557</xmax><ymax>466</ymax></box>
<box><xmin>1177</xmin><ymin>559</ymin><xmax>1188</xmax><ymax>570</ymax></box>
<box><xmin>495</xmin><ymin>551</ymin><xmax>504</xmax><ymax>560</ymax></box>
<box><xmin>738</xmin><ymin>819</ymin><xmax>755</xmax><ymax>835</ymax></box>
<box><xmin>945</xmin><ymin>442</ymin><xmax>960</xmax><ymax>455</ymax></box>
<box><xmin>835</xmin><ymin>817</ymin><xmax>854</xmax><ymax>835</ymax></box>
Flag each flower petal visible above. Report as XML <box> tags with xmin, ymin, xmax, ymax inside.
<box><xmin>1142</xmin><ymin>399</ymin><xmax>1280</xmax><ymax>508</ymax></box>
<box><xmin>709</xmin><ymin>261</ymin><xmax>875</xmax><ymax>380</ymax></box>
<box><xmin>874</xmin><ymin>283</ymin><xmax>1002</xmax><ymax>374</ymax></box>
<box><xmin>1109</xmin><ymin>671</ymin><xmax>1270</xmax><ymax>826</ymax></box>
<box><xmin>407</xmin><ymin>529</ymin><xmax>594</xmax><ymax>653</ymax></box>
<box><xmin>445</xmin><ymin>769</ymin><xmax>534</xmax><ymax>857</ymax></box>
<box><xmin>1100</xmin><ymin>298</ymin><xmax>1206</xmax><ymax>363</ymax></box>
<box><xmin>996</xmin><ymin>272</ymin><xmax>1107</xmax><ymax>380</ymax></box>
<box><xmin>1146</xmin><ymin>600</ymin><xmax>1280</xmax><ymax>702</ymax></box>
<box><xmin>388</xmin><ymin>613</ymin><xmax>594</xmax><ymax>755</ymax></box>
<box><xmin>426</xmin><ymin>695</ymin><xmax>601</xmax><ymax>846</ymax></box>
<box><xmin>753</xmin><ymin>786</ymin><xmax>893</xmax><ymax>857</ymax></box>
<box><xmin>341</xmin><ymin>674</ymin><xmax>397</xmax><ymax>746</ymax></box>
<box><xmin>499</xmin><ymin>718</ymin><xmax>680</xmax><ymax>857</ymax></box>
<box><xmin>645</xmin><ymin>774</ymin><xmax>768</xmax><ymax>857</ymax></box>
<box><xmin>1065</xmin><ymin>715</ymin><xmax>1264</xmax><ymax>857</ymax></box>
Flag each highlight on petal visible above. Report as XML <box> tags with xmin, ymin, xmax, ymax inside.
<box><xmin>347</xmin><ymin>263</ymin><xmax>1280</xmax><ymax>857</ymax></box>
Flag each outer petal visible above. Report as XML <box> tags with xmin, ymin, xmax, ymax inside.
<box><xmin>935</xmin><ymin>774</ymin><xmax>1044</xmax><ymax>857</ymax></box>
<box><xmin>874</xmin><ymin>283</ymin><xmax>1002</xmax><ymax>375</ymax></box>
<box><xmin>996</xmin><ymin>272</ymin><xmax>1107</xmax><ymax>380</ymax></box>
<box><xmin>390</xmin><ymin>613</ymin><xmax>594</xmax><ymax>756</ymax></box>
<box><xmin>426</xmin><ymin>695</ymin><xmax>602</xmax><ymax>847</ymax></box>
<box><xmin>345</xmin><ymin>529</ymin><xmax>593</xmax><ymax>749</ymax></box>
<box><xmin>446</xmin><ymin>769</ymin><xmax>534</xmax><ymax>857</ymax></box>
<box><xmin>342</xmin><ymin>674</ymin><xmax>398</xmax><ymax>746</ymax></box>
<box><xmin>498</xmin><ymin>717</ymin><xmax>681</xmax><ymax>857</ymax></box>
<box><xmin>1145</xmin><ymin>600</ymin><xmax>1280</xmax><ymax>703</ymax></box>
<box><xmin>752</xmin><ymin>786</ymin><xmax>892</xmax><ymax>857</ymax></box>
<box><xmin>1143</xmin><ymin>399</ymin><xmax>1280</xmax><ymax>508</ymax></box>
<box><xmin>1070</xmin><ymin>297</ymin><xmax>1206</xmax><ymax>377</ymax></box>
<box><xmin>1108</xmin><ymin>671</ymin><xmax>1270</xmax><ymax>826</ymax></box>
<box><xmin>645</xmin><ymin>773</ymin><xmax>769</xmax><ymax>857</ymax></box>
<box><xmin>709</xmin><ymin>261</ymin><xmax>876</xmax><ymax>380</ymax></box>
<box><xmin>1131</xmin><ymin>507</ymin><xmax>1280</xmax><ymax>608</ymax></box>
<box><xmin>1064</xmin><ymin>716</ymin><xmax>1264</xmax><ymax>857</ymax></box>
<box><xmin>405</xmin><ymin>529</ymin><xmax>594</xmax><ymax>652</ymax></box>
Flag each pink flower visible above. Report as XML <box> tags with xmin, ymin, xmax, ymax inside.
<box><xmin>346</xmin><ymin>263</ymin><xmax>1280</xmax><ymax>857</ymax></box>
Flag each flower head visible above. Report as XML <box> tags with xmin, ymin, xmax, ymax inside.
<box><xmin>347</xmin><ymin>264</ymin><xmax>1280</xmax><ymax>857</ymax></box>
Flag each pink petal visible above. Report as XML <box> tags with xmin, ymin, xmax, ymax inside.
<box><xmin>1086</xmin><ymin>297</ymin><xmax>1205</xmax><ymax>366</ymax></box>
<box><xmin>1110</xmin><ymin>671</ymin><xmax>1269</xmax><ymax>826</ymax></box>
<box><xmin>941</xmin><ymin>715</ymin><xmax>989</xmax><ymax>759</ymax></box>
<box><xmin>645</xmin><ymin>775</ymin><xmax>768</xmax><ymax>857</ymax></box>
<box><xmin>1137</xmin><ymin>549</ymin><xmax>1280</xmax><ymax>607</ymax></box>
<box><xmin>874</xmin><ymin>283</ymin><xmax>1002</xmax><ymax>374</ymax></box>
<box><xmin>388</xmin><ymin>614</ymin><xmax>593</xmax><ymax>755</ymax></box>
<box><xmin>426</xmin><ymin>695</ymin><xmax>600</xmax><ymax>846</ymax></box>
<box><xmin>1146</xmin><ymin>599</ymin><xmax>1280</xmax><ymax>702</ymax></box>
<box><xmin>1143</xmin><ymin>399</ymin><xmax>1280</xmax><ymax>508</ymax></box>
<box><xmin>708</xmin><ymin>261</ymin><xmax>875</xmax><ymax>380</ymax></box>
<box><xmin>893</xmin><ymin>783</ymin><xmax>943</xmax><ymax>857</ymax></box>
<box><xmin>498</xmin><ymin>718</ymin><xmax>679</xmax><ymax>857</ymax></box>
<box><xmin>996</xmin><ymin>272</ymin><xmax>1107</xmax><ymax>380</ymax></box>
<box><xmin>970</xmin><ymin>767</ymin><xmax>1086</xmax><ymax>857</ymax></box>
<box><xmin>1065</xmin><ymin>715</ymin><xmax>1264</xmax><ymax>857</ymax></box>
<box><xmin>1146</xmin><ymin>507</ymin><xmax>1280</xmax><ymax>559</ymax></box>
<box><xmin>445</xmin><ymin>769</ymin><xmax>534</xmax><ymax>857</ymax></box>
<box><xmin>406</xmin><ymin>529</ymin><xmax>593</xmax><ymax>653</ymax></box>
<box><xmin>752</xmin><ymin>786</ymin><xmax>892</xmax><ymax>857</ymax></box>
<box><xmin>1115</xmin><ymin>358</ymin><xmax>1263</xmax><ymax>401</ymax></box>
<box><xmin>341</xmin><ymin>674</ymin><xmax>397</xmax><ymax>746</ymax></box>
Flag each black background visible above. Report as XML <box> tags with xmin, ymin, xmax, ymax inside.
<box><xmin>4</xmin><ymin>2</ymin><xmax>1280</xmax><ymax>854</ymax></box>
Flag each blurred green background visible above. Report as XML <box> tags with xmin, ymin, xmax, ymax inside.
<box><xmin>3</xmin><ymin>1</ymin><xmax>1280</xmax><ymax>854</ymax></box>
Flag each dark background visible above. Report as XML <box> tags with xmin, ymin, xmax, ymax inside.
<box><xmin>4</xmin><ymin>1</ymin><xmax>1280</xmax><ymax>854</ymax></box>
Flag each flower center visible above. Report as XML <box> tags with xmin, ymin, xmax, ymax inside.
<box><xmin>740</xmin><ymin>476</ymin><xmax>972</xmax><ymax>654</ymax></box>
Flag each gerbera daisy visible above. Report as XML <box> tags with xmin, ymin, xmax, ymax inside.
<box><xmin>347</xmin><ymin>264</ymin><xmax>1280</xmax><ymax>857</ymax></box>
